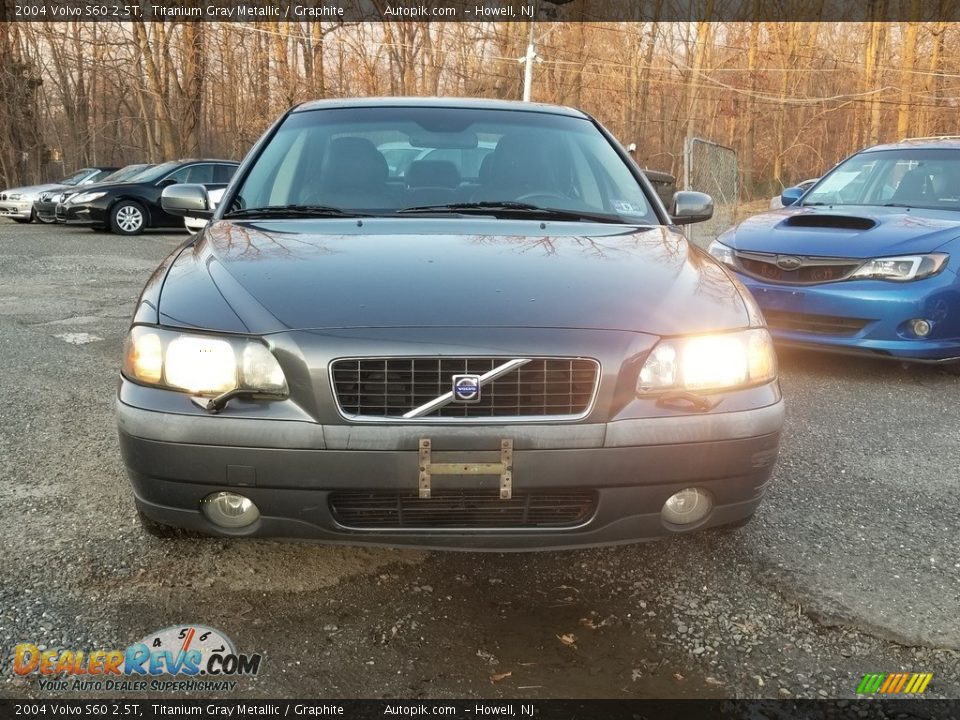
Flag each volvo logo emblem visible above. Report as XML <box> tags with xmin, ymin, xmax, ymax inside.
<box><xmin>775</xmin><ymin>255</ymin><xmax>803</xmax><ymax>270</ymax></box>
<box><xmin>452</xmin><ymin>374</ymin><xmax>481</xmax><ymax>403</ymax></box>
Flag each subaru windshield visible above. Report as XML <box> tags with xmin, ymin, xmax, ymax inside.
<box><xmin>802</xmin><ymin>148</ymin><xmax>960</xmax><ymax>210</ymax></box>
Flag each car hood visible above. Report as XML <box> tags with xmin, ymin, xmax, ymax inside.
<box><xmin>71</xmin><ymin>182</ymin><xmax>136</xmax><ymax>195</ymax></box>
<box><xmin>2</xmin><ymin>182</ymin><xmax>67</xmax><ymax>199</ymax></box>
<box><xmin>157</xmin><ymin>218</ymin><xmax>751</xmax><ymax>336</ymax></box>
<box><xmin>723</xmin><ymin>205</ymin><xmax>960</xmax><ymax>258</ymax></box>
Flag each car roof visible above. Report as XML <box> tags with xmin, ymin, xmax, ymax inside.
<box><xmin>865</xmin><ymin>137</ymin><xmax>960</xmax><ymax>152</ymax></box>
<box><xmin>292</xmin><ymin>96</ymin><xmax>589</xmax><ymax>119</ymax></box>
<box><xmin>168</xmin><ymin>158</ymin><xmax>239</xmax><ymax>165</ymax></box>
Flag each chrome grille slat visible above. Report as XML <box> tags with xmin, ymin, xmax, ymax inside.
<box><xmin>330</xmin><ymin>489</ymin><xmax>597</xmax><ymax>529</ymax></box>
<box><xmin>331</xmin><ymin>357</ymin><xmax>599</xmax><ymax>421</ymax></box>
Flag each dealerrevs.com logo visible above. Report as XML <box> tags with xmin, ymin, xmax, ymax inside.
<box><xmin>13</xmin><ymin>624</ymin><xmax>261</xmax><ymax>692</ymax></box>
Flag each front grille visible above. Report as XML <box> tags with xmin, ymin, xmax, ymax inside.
<box><xmin>331</xmin><ymin>357</ymin><xmax>599</xmax><ymax>420</ymax></box>
<box><xmin>330</xmin><ymin>489</ymin><xmax>597</xmax><ymax>529</ymax></box>
<box><xmin>736</xmin><ymin>252</ymin><xmax>861</xmax><ymax>285</ymax></box>
<box><xmin>763</xmin><ymin>310</ymin><xmax>869</xmax><ymax>335</ymax></box>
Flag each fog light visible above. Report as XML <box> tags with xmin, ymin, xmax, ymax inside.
<box><xmin>201</xmin><ymin>492</ymin><xmax>260</xmax><ymax>528</ymax></box>
<box><xmin>910</xmin><ymin>319</ymin><xmax>932</xmax><ymax>338</ymax></box>
<box><xmin>661</xmin><ymin>488</ymin><xmax>713</xmax><ymax>525</ymax></box>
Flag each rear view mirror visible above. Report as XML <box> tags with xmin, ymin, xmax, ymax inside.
<box><xmin>670</xmin><ymin>191</ymin><xmax>714</xmax><ymax>225</ymax></box>
<box><xmin>162</xmin><ymin>183</ymin><xmax>211</xmax><ymax>218</ymax></box>
<box><xmin>780</xmin><ymin>186</ymin><xmax>805</xmax><ymax>206</ymax></box>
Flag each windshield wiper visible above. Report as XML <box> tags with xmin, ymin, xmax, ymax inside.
<box><xmin>396</xmin><ymin>201</ymin><xmax>625</xmax><ymax>224</ymax></box>
<box><xmin>224</xmin><ymin>204</ymin><xmax>371</xmax><ymax>219</ymax></box>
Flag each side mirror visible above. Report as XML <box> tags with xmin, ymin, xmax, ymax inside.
<box><xmin>780</xmin><ymin>186</ymin><xmax>805</xmax><ymax>207</ymax></box>
<box><xmin>162</xmin><ymin>183</ymin><xmax>211</xmax><ymax>218</ymax></box>
<box><xmin>670</xmin><ymin>191</ymin><xmax>713</xmax><ymax>225</ymax></box>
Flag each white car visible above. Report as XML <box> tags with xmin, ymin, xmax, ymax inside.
<box><xmin>184</xmin><ymin>187</ymin><xmax>225</xmax><ymax>232</ymax></box>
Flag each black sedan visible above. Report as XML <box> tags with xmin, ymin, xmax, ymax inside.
<box><xmin>36</xmin><ymin>164</ymin><xmax>150</xmax><ymax>223</ymax></box>
<box><xmin>61</xmin><ymin>159</ymin><xmax>238</xmax><ymax>235</ymax></box>
<box><xmin>119</xmin><ymin>98</ymin><xmax>783</xmax><ymax>550</ymax></box>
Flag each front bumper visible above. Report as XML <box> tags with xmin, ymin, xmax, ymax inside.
<box><xmin>118</xmin><ymin>392</ymin><xmax>784</xmax><ymax>550</ymax></box>
<box><xmin>0</xmin><ymin>200</ymin><xmax>32</xmax><ymax>220</ymax></box>
<box><xmin>34</xmin><ymin>200</ymin><xmax>58</xmax><ymax>222</ymax></box>
<box><xmin>61</xmin><ymin>201</ymin><xmax>109</xmax><ymax>226</ymax></box>
<box><xmin>740</xmin><ymin>270</ymin><xmax>960</xmax><ymax>361</ymax></box>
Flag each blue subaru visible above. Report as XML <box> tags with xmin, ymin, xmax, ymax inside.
<box><xmin>708</xmin><ymin>138</ymin><xmax>960</xmax><ymax>371</ymax></box>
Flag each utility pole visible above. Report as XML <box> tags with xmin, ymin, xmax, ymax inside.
<box><xmin>521</xmin><ymin>0</ymin><xmax>539</xmax><ymax>102</ymax></box>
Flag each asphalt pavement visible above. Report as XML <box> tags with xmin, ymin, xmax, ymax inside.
<box><xmin>0</xmin><ymin>221</ymin><xmax>957</xmax><ymax>700</ymax></box>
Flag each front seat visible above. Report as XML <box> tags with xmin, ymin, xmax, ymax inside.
<box><xmin>473</xmin><ymin>133</ymin><xmax>556</xmax><ymax>202</ymax></box>
<box><xmin>890</xmin><ymin>168</ymin><xmax>932</xmax><ymax>206</ymax></box>
<box><xmin>313</xmin><ymin>137</ymin><xmax>389</xmax><ymax>209</ymax></box>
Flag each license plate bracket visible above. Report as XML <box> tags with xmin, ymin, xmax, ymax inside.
<box><xmin>418</xmin><ymin>438</ymin><xmax>513</xmax><ymax>500</ymax></box>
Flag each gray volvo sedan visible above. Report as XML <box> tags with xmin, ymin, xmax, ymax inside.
<box><xmin>118</xmin><ymin>98</ymin><xmax>783</xmax><ymax>550</ymax></box>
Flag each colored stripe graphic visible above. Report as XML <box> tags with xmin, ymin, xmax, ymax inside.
<box><xmin>857</xmin><ymin>672</ymin><xmax>932</xmax><ymax>694</ymax></box>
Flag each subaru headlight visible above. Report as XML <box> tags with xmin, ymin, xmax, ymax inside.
<box><xmin>123</xmin><ymin>326</ymin><xmax>288</xmax><ymax>398</ymax></box>
<box><xmin>849</xmin><ymin>253</ymin><xmax>948</xmax><ymax>282</ymax></box>
<box><xmin>637</xmin><ymin>328</ymin><xmax>777</xmax><ymax>394</ymax></box>
<box><xmin>71</xmin><ymin>191</ymin><xmax>107</xmax><ymax>204</ymax></box>
<box><xmin>706</xmin><ymin>239</ymin><xmax>736</xmax><ymax>267</ymax></box>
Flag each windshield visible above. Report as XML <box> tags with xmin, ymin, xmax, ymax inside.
<box><xmin>803</xmin><ymin>148</ymin><xmax>960</xmax><ymax>209</ymax></box>
<box><xmin>123</xmin><ymin>161</ymin><xmax>180</xmax><ymax>184</ymax></box>
<box><xmin>231</xmin><ymin>106</ymin><xmax>656</xmax><ymax>223</ymax></box>
<box><xmin>59</xmin><ymin>169</ymin><xmax>94</xmax><ymax>186</ymax></box>
<box><xmin>100</xmin><ymin>164</ymin><xmax>152</xmax><ymax>183</ymax></box>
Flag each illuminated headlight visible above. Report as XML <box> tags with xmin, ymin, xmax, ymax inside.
<box><xmin>71</xmin><ymin>191</ymin><xmax>106</xmax><ymax>204</ymax></box>
<box><xmin>123</xmin><ymin>326</ymin><xmax>288</xmax><ymax>398</ymax></box>
<box><xmin>706</xmin><ymin>239</ymin><xmax>736</xmax><ymax>267</ymax></box>
<box><xmin>850</xmin><ymin>253</ymin><xmax>948</xmax><ymax>282</ymax></box>
<box><xmin>637</xmin><ymin>328</ymin><xmax>777</xmax><ymax>394</ymax></box>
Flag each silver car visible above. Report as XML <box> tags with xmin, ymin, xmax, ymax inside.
<box><xmin>0</xmin><ymin>168</ymin><xmax>113</xmax><ymax>223</ymax></box>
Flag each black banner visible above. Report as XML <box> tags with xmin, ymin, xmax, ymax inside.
<box><xmin>0</xmin><ymin>699</ymin><xmax>957</xmax><ymax>720</ymax></box>
<box><xmin>5</xmin><ymin>0</ymin><xmax>960</xmax><ymax>22</ymax></box>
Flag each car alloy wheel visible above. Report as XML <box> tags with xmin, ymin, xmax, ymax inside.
<box><xmin>112</xmin><ymin>202</ymin><xmax>145</xmax><ymax>235</ymax></box>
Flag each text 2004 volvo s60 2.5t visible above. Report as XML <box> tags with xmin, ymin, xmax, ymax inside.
<box><xmin>117</xmin><ymin>98</ymin><xmax>783</xmax><ymax>550</ymax></box>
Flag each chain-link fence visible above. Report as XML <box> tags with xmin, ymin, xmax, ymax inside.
<box><xmin>683</xmin><ymin>137</ymin><xmax>738</xmax><ymax>248</ymax></box>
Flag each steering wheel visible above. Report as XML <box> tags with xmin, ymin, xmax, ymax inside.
<box><xmin>514</xmin><ymin>191</ymin><xmax>570</xmax><ymax>205</ymax></box>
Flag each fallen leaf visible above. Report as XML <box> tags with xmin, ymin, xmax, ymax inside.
<box><xmin>631</xmin><ymin>669</ymin><xmax>643</xmax><ymax>682</ymax></box>
<box><xmin>673</xmin><ymin>672</ymin><xmax>685</xmax><ymax>682</ymax></box>
<box><xmin>579</xmin><ymin>617</ymin><xmax>599</xmax><ymax>629</ymax></box>
<box><xmin>489</xmin><ymin>671</ymin><xmax>512</xmax><ymax>684</ymax></box>
<box><xmin>705</xmin><ymin>676</ymin><xmax>723</xmax><ymax>686</ymax></box>
<box><xmin>557</xmin><ymin>633</ymin><xmax>577</xmax><ymax>647</ymax></box>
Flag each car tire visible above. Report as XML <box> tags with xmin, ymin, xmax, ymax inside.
<box><xmin>110</xmin><ymin>200</ymin><xmax>147</xmax><ymax>236</ymax></box>
<box><xmin>136</xmin><ymin>508</ymin><xmax>198</xmax><ymax>539</ymax></box>
<box><xmin>36</xmin><ymin>213</ymin><xmax>56</xmax><ymax>224</ymax></box>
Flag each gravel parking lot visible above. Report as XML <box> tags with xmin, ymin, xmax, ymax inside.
<box><xmin>1</xmin><ymin>221</ymin><xmax>958</xmax><ymax>700</ymax></box>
